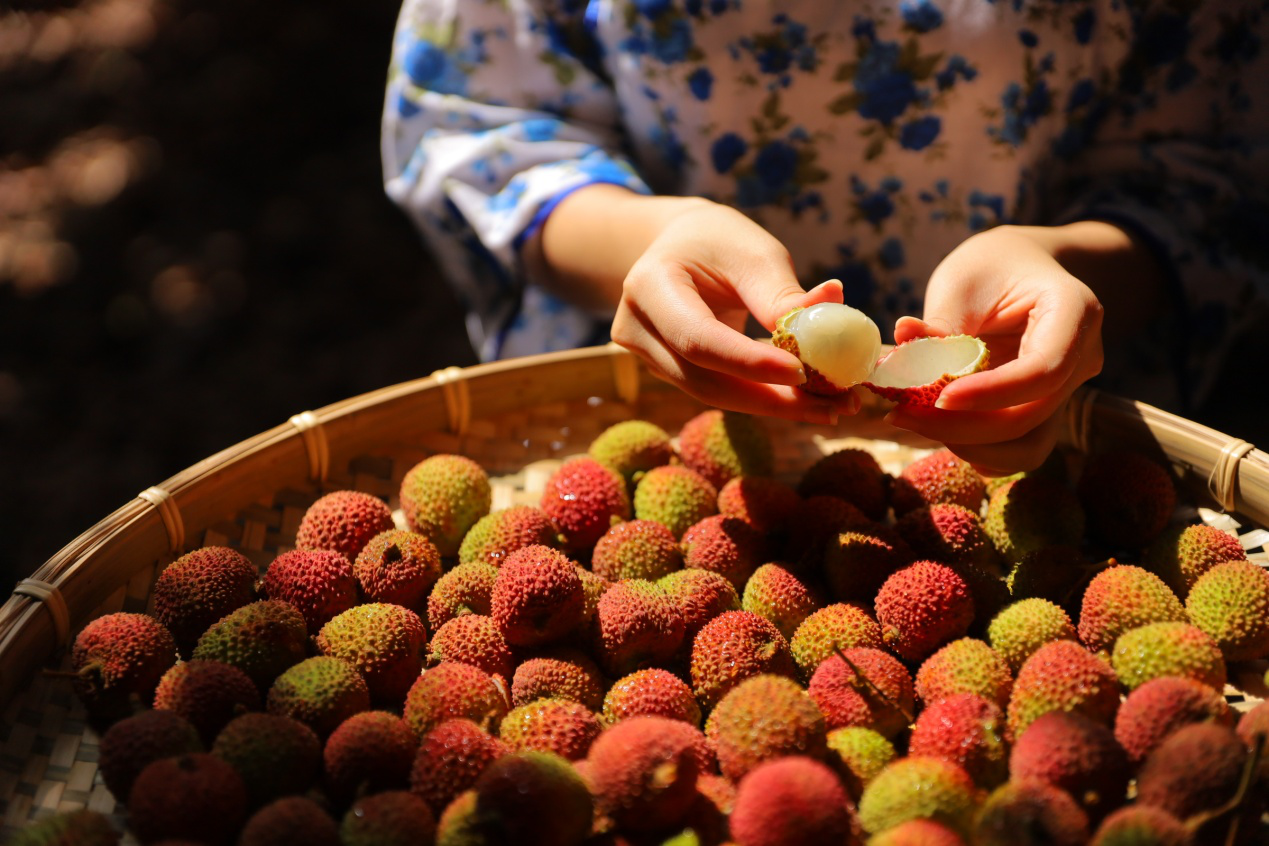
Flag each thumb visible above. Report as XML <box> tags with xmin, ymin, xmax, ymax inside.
<box><xmin>747</xmin><ymin>278</ymin><xmax>844</xmax><ymax>332</ymax></box>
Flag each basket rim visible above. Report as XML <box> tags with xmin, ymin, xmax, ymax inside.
<box><xmin>2</xmin><ymin>343</ymin><xmax>1267</xmax><ymax>710</ymax></box>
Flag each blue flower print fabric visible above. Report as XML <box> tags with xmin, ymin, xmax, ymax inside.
<box><xmin>382</xmin><ymin>0</ymin><xmax>1269</xmax><ymax>413</ymax></box>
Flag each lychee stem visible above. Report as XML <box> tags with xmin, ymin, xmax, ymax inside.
<box><xmin>832</xmin><ymin>644</ymin><xmax>915</xmax><ymax>725</ymax></box>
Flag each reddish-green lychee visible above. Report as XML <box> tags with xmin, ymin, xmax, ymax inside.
<box><xmin>1077</xmin><ymin>564</ymin><xmax>1187</xmax><ymax>655</ymax></box>
<box><xmin>323</xmin><ymin>710</ymin><xmax>418</xmax><ymax>803</ymax></box>
<box><xmin>602</xmin><ymin>668</ymin><xmax>702</xmax><ymax>728</ymax></box>
<box><xmin>1113</xmin><ymin>676</ymin><xmax>1233</xmax><ymax>766</ymax></box>
<box><xmin>409</xmin><ymin>718</ymin><xmax>508</xmax><ymax>815</ymax></box>
<box><xmin>972</xmin><ymin>780</ymin><xmax>1090</xmax><ymax>846</ymax></box>
<box><xmin>984</xmin><ymin>476</ymin><xmax>1085</xmax><ymax>563</ymax></box>
<box><xmin>797</xmin><ymin>447</ymin><xmax>889</xmax><ymax>521</ymax></box>
<box><xmin>1088</xmin><ymin>805</ymin><xmax>1190</xmax><ymax>846</ymax></box>
<box><xmin>915</xmin><ymin>638</ymin><xmax>1012</xmax><ymax>710</ymax></box>
<box><xmin>874</xmin><ymin>560</ymin><xmax>975</xmax><ymax>662</ymax></box>
<box><xmin>717</xmin><ymin>475</ymin><xmax>801</xmax><ymax>535</ymax></box>
<box><xmin>1147</xmin><ymin>522</ymin><xmax>1249</xmax><ymax>597</ymax></box>
<box><xmin>908</xmin><ymin>694</ymin><xmax>1008</xmax><ymax>788</ymax></box>
<box><xmin>152</xmin><ymin>545</ymin><xmax>257</xmax><ymax>656</ymax></box>
<box><xmin>857</xmin><ymin>756</ymin><xmax>981</xmax><ymax>837</ymax></box>
<box><xmin>72</xmin><ymin>612</ymin><xmax>178</xmax><ymax>724</ymax></box>
<box><xmin>399</xmin><ymin>453</ymin><xmax>491</xmax><ymax>557</ymax></box>
<box><xmin>806</xmin><ymin>646</ymin><xmax>914</xmax><ymax>738</ymax></box>
<box><xmin>709</xmin><ymin>674</ymin><xmax>828</xmax><ymax>781</ymax></box>
<box><xmin>729</xmin><ymin>756</ymin><xmax>856</xmax><ymax>846</ymax></box>
<box><xmin>266</xmin><ymin>655</ymin><xmax>372</xmax><ymax>738</ymax></box>
<box><xmin>690</xmin><ymin>610</ymin><xmax>797</xmax><ymax>710</ymax></box>
<box><xmin>403</xmin><ymin>661</ymin><xmax>508</xmax><ymax>739</ymax></box>
<box><xmin>986</xmin><ymin>597</ymin><xmax>1077</xmax><ymax>673</ymax></box>
<box><xmin>891</xmin><ymin>449</ymin><xmax>986</xmax><ymax>516</ymax></box>
<box><xmin>497</xmin><ymin>697</ymin><xmax>601</xmax><ymax>761</ymax></box>
<box><xmin>1009</xmin><ymin>710</ymin><xmax>1130</xmax><ymax>818</ymax></box>
<box><xmin>586</xmin><ymin>715</ymin><xmax>706</xmax><ymax>832</ymax></box>
<box><xmin>1186</xmin><ymin>559</ymin><xmax>1269</xmax><ymax>661</ymax></box>
<box><xmin>354</xmin><ymin>529</ymin><xmax>442</xmax><ymax>613</ymax></box>
<box><xmin>680</xmin><ymin>514</ymin><xmax>766</xmax><ymax>591</ymax></box>
<box><xmin>153</xmin><ymin>659</ymin><xmax>261</xmax><ymax>745</ymax></box>
<box><xmin>1110</xmin><ymin>621</ymin><xmax>1227</xmax><ymax>692</ymax></box>
<box><xmin>1077</xmin><ymin>451</ymin><xmax>1176</xmax><ymax>550</ymax></box>
<box><xmin>490</xmin><ymin>544</ymin><xmax>584</xmax><ymax>647</ymax></box>
<box><xmin>657</xmin><ymin>567</ymin><xmax>741</xmax><ymax>644</ymax></box>
<box><xmin>261</xmin><ymin>547</ymin><xmax>358</xmax><ymax>633</ymax></box>
<box><xmin>741</xmin><ymin>562</ymin><xmax>823</xmax><ymax>640</ymax></box>
<box><xmin>193</xmin><ymin>600</ymin><xmax>308</xmax><ymax>695</ymax></box>
<box><xmin>825</xmin><ymin>726</ymin><xmax>896</xmax><ymax>798</ymax></box>
<box><xmin>1006</xmin><ymin>639</ymin><xmax>1120</xmax><ymax>742</ymax></box>
<box><xmin>633</xmin><ymin>465</ymin><xmax>719</xmax><ymax>540</ymax></box>
<box><xmin>588</xmin><ymin>419</ymin><xmax>675</xmax><ymax>489</ymax></box>
<box><xmin>540</xmin><ymin>456</ymin><xmax>631</xmax><ymax>554</ymax></box>
<box><xmin>339</xmin><ymin>791</ymin><xmax>436</xmax><ymax>846</ymax></box>
<box><xmin>789</xmin><ymin>602</ymin><xmax>884</xmax><ymax>681</ymax></box>
<box><xmin>458</xmin><ymin>505</ymin><xmax>561</xmax><ymax>567</ymax></box>
<box><xmin>591</xmin><ymin>578</ymin><xmax>685</xmax><ymax>677</ymax></box>
<box><xmin>315</xmin><ymin>602</ymin><xmax>428</xmax><ymax>707</ymax></box>
<box><xmin>591</xmin><ymin>519</ymin><xmax>683</xmax><ymax>582</ymax></box>
<box><xmin>212</xmin><ymin>712</ymin><xmax>323</xmax><ymax>807</ymax></box>
<box><xmin>426</xmin><ymin>561</ymin><xmax>497</xmax><ymax>630</ymax></box>
<box><xmin>677</xmin><ymin>409</ymin><xmax>774</xmax><ymax>489</ymax></box>
<box><xmin>1135</xmin><ymin>723</ymin><xmax>1249</xmax><ymax>821</ymax></box>
<box><xmin>511</xmin><ymin>646</ymin><xmax>604</xmax><ymax>711</ymax></box>
<box><xmin>295</xmin><ymin>489</ymin><xmax>395</xmax><ymax>562</ymax></box>
<box><xmin>429</xmin><ymin>614</ymin><xmax>514</xmax><ymax>682</ymax></box>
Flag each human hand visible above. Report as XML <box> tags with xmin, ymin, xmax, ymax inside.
<box><xmin>885</xmin><ymin>225</ymin><xmax>1106</xmax><ymax>476</ymax></box>
<box><xmin>609</xmin><ymin>200</ymin><xmax>860</xmax><ymax>425</ymax></box>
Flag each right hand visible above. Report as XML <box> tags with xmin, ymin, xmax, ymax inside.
<box><xmin>608</xmin><ymin>200</ymin><xmax>859</xmax><ymax>425</ymax></box>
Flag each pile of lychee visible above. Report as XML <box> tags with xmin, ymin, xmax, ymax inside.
<box><xmin>17</xmin><ymin>406</ymin><xmax>1269</xmax><ymax>846</ymax></box>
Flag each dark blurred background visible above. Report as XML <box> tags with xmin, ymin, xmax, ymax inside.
<box><xmin>2</xmin><ymin>0</ymin><xmax>1266</xmax><ymax>591</ymax></box>
<box><xmin>0</xmin><ymin>0</ymin><xmax>476</xmax><ymax>588</ymax></box>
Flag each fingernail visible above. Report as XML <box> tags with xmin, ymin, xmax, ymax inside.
<box><xmin>795</xmin><ymin>366</ymin><xmax>807</xmax><ymax>385</ymax></box>
<box><xmin>934</xmin><ymin>393</ymin><xmax>952</xmax><ymax>410</ymax></box>
<box><xmin>837</xmin><ymin>392</ymin><xmax>861</xmax><ymax>416</ymax></box>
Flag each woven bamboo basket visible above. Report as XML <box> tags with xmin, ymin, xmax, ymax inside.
<box><xmin>2</xmin><ymin>343</ymin><xmax>1267</xmax><ymax>840</ymax></box>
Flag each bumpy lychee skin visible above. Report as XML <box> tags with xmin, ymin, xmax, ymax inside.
<box><xmin>690</xmin><ymin>610</ymin><xmax>797</xmax><ymax>710</ymax></box>
<box><xmin>820</xmin><ymin>522</ymin><xmax>914</xmax><ymax>603</ymax></box>
<box><xmin>262</xmin><ymin>547</ymin><xmax>358</xmax><ymax>634</ymax></box>
<box><xmin>354</xmin><ymin>529</ymin><xmax>442</xmax><ymax>612</ymax></box>
<box><xmin>825</xmin><ymin>726</ymin><xmax>896</xmax><ymax>798</ymax></box>
<box><xmin>790</xmin><ymin>602</ymin><xmax>884</xmax><ymax>680</ymax></box>
<box><xmin>1186</xmin><ymin>559</ymin><xmax>1269</xmax><ymax>661</ymax></box>
<box><xmin>861</xmin><ymin>334</ymin><xmax>990</xmax><ymax>406</ymax></box>
<box><xmin>489</xmin><ymin>544</ymin><xmax>584</xmax><ymax>647</ymax></box>
<box><xmin>1237</xmin><ymin>701</ymin><xmax>1269</xmax><ymax>780</ymax></box>
<box><xmin>399</xmin><ymin>453</ymin><xmax>491</xmax><ymax>557</ymax></box>
<box><xmin>1146</xmin><ymin>522</ymin><xmax>1248</xmax><ymax>596</ymax></box>
<box><xmin>1088</xmin><ymin>805</ymin><xmax>1191</xmax><ymax>846</ymax></box>
<box><xmin>1010</xmin><ymin>710</ymin><xmax>1130</xmax><ymax>819</ymax></box>
<box><xmin>212</xmin><ymin>712</ymin><xmax>323</xmax><ymax>807</ymax></box>
<box><xmin>409</xmin><ymin>718</ymin><xmax>508</xmax><ymax>815</ymax></box>
<box><xmin>403</xmin><ymin>661</ymin><xmax>508</xmax><ymax>739</ymax></box>
<box><xmin>1135</xmin><ymin>723</ymin><xmax>1249</xmax><ymax>821</ymax></box>
<box><xmin>1077</xmin><ymin>564</ymin><xmax>1187</xmax><ymax>655</ymax></box>
<box><xmin>796</xmin><ymin>447</ymin><xmax>889</xmax><ymax>521</ymax></box>
<box><xmin>426</xmin><ymin>561</ymin><xmax>497</xmax><ymax>630</ymax></box>
<box><xmin>266</xmin><ymin>655</ymin><xmax>371</xmax><ymax>738</ymax></box>
<box><xmin>591</xmin><ymin>519</ymin><xmax>683</xmax><ymax>582</ymax></box>
<box><xmin>857</xmin><ymin>756</ymin><xmax>980</xmax><ymax>837</ymax></box>
<box><xmin>591</xmin><ymin>578</ymin><xmax>685</xmax><ymax>677</ymax></box>
<box><xmin>603</xmin><ymin>668</ymin><xmax>702</xmax><ymax>727</ymax></box>
<box><xmin>895</xmin><ymin>502</ymin><xmax>1002</xmax><ymax>574</ymax></box>
<box><xmin>741</xmin><ymin>562</ymin><xmax>823</xmax><ymax>639</ymax></box>
<box><xmin>867</xmin><ymin>818</ymin><xmax>967</xmax><ymax>846</ymax></box>
<box><xmin>786</xmin><ymin>494</ymin><xmax>874</xmax><ymax>567</ymax></box>
<box><xmin>1006</xmin><ymin>639</ymin><xmax>1120</xmax><ymax>742</ymax></box>
<box><xmin>315</xmin><ymin>602</ymin><xmax>428</xmax><ymax>706</ymax></box>
<box><xmin>677</xmin><ymin>408</ymin><xmax>775</xmax><ymax>489</ymax></box>
<box><xmin>1077</xmin><ymin>451</ymin><xmax>1176</xmax><ymax>550</ymax></box>
<box><xmin>807</xmin><ymin>646</ymin><xmax>915</xmax><ymax>738</ymax></box>
<box><xmin>323</xmin><ymin>710</ymin><xmax>418</xmax><ymax>803</ymax></box>
<box><xmin>633</xmin><ymin>464</ymin><xmax>719</xmax><ymax>540</ymax></box>
<box><xmin>984</xmin><ymin>476</ymin><xmax>1085</xmax><ymax>563</ymax></box>
<box><xmin>98</xmin><ymin>708</ymin><xmax>203</xmax><ymax>803</ymax></box>
<box><xmin>657</xmin><ymin>567</ymin><xmax>741</xmax><ymax>643</ymax></box>
<box><xmin>709</xmin><ymin>674</ymin><xmax>828</xmax><ymax>781</ymax></box>
<box><xmin>972</xmin><ymin>780</ymin><xmax>1090</xmax><ymax>846</ymax></box>
<box><xmin>986</xmin><ymin>597</ymin><xmax>1077</xmax><ymax>673</ymax></box>
<box><xmin>429</xmin><ymin>614</ymin><xmax>514</xmax><ymax>682</ymax></box>
<box><xmin>153</xmin><ymin>545</ymin><xmax>257</xmax><ymax>656</ymax></box>
<box><xmin>72</xmin><ymin>612</ymin><xmax>178</xmax><ymax>724</ymax></box>
<box><xmin>908</xmin><ymin>694</ymin><xmax>1008</xmax><ymax>789</ymax></box>
<box><xmin>339</xmin><ymin>791</ymin><xmax>436</xmax><ymax>846</ymax></box>
<box><xmin>441</xmin><ymin>751</ymin><xmax>593</xmax><ymax>846</ymax></box>
<box><xmin>540</xmin><ymin>455</ymin><xmax>632</xmax><ymax>554</ymax></box>
<box><xmin>240</xmin><ymin>796</ymin><xmax>341</xmax><ymax>846</ymax></box>
<box><xmin>729</xmin><ymin>756</ymin><xmax>856</xmax><ymax>846</ymax></box>
<box><xmin>587</xmin><ymin>715</ymin><xmax>707</xmax><ymax>833</ymax></box>
<box><xmin>1113</xmin><ymin>676</ymin><xmax>1233</xmax><ymax>766</ymax></box>
<box><xmin>874</xmin><ymin>560</ymin><xmax>975</xmax><ymax>662</ymax></box>
<box><xmin>154</xmin><ymin>659</ymin><xmax>261</xmax><ymax>745</ymax></box>
<box><xmin>295</xmin><ymin>489</ymin><xmax>395</xmax><ymax>562</ymax></box>
<box><xmin>193</xmin><ymin>600</ymin><xmax>308</xmax><ymax>695</ymax></box>
<box><xmin>496</xmin><ymin>697</ymin><xmax>601</xmax><ymax>761</ymax></box>
<box><xmin>128</xmin><ymin>753</ymin><xmax>248</xmax><ymax>845</ymax></box>
<box><xmin>1110</xmin><ymin>621</ymin><xmax>1227</xmax><ymax>692</ymax></box>
<box><xmin>914</xmin><ymin>638</ymin><xmax>1012</xmax><ymax>710</ymax></box>
<box><xmin>511</xmin><ymin>647</ymin><xmax>605</xmax><ymax>711</ymax></box>
<box><xmin>588</xmin><ymin>419</ymin><xmax>676</xmax><ymax>488</ymax></box>
<box><xmin>891</xmin><ymin>449</ymin><xmax>987</xmax><ymax>516</ymax></box>
<box><xmin>680</xmin><ymin>513</ymin><xmax>766</xmax><ymax>591</ymax></box>
<box><xmin>7</xmin><ymin>809</ymin><xmax>120</xmax><ymax>846</ymax></box>
<box><xmin>459</xmin><ymin>505</ymin><xmax>561</xmax><ymax>567</ymax></box>
<box><xmin>717</xmin><ymin>475</ymin><xmax>801</xmax><ymax>535</ymax></box>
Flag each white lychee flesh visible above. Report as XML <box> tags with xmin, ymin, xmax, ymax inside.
<box><xmin>868</xmin><ymin>335</ymin><xmax>987</xmax><ymax>389</ymax></box>
<box><xmin>785</xmin><ymin>302</ymin><xmax>882</xmax><ymax>389</ymax></box>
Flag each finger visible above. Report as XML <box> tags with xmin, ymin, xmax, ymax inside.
<box><xmin>941</xmin><ymin>410</ymin><xmax>1065</xmax><ymax>477</ymax></box>
<box><xmin>885</xmin><ymin>387</ymin><xmax>1067</xmax><ymax>446</ymax></box>
<box><xmin>735</xmin><ymin>259</ymin><xmax>842</xmax><ymax>332</ymax></box>
<box><xmin>893</xmin><ymin>315</ymin><xmax>936</xmax><ymax>344</ymax></box>
<box><xmin>622</xmin><ymin>270</ymin><xmax>807</xmax><ymax>386</ymax></box>
<box><xmin>935</xmin><ymin>296</ymin><xmax>1102</xmax><ymax>412</ymax></box>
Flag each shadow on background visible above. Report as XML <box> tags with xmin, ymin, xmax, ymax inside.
<box><xmin>0</xmin><ymin>0</ymin><xmax>476</xmax><ymax>588</ymax></box>
<box><xmin>2</xmin><ymin>0</ymin><xmax>1267</xmax><ymax>591</ymax></box>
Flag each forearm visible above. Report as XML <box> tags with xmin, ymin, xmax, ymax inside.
<box><xmin>525</xmin><ymin>184</ymin><xmax>714</xmax><ymax>314</ymax></box>
<box><xmin>1012</xmin><ymin>220</ymin><xmax>1170</xmax><ymax>343</ymax></box>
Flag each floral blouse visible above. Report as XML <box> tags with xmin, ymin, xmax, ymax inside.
<box><xmin>382</xmin><ymin>0</ymin><xmax>1269</xmax><ymax>414</ymax></box>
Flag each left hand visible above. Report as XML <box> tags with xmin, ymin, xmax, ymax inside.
<box><xmin>885</xmin><ymin>225</ymin><xmax>1106</xmax><ymax>476</ymax></box>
